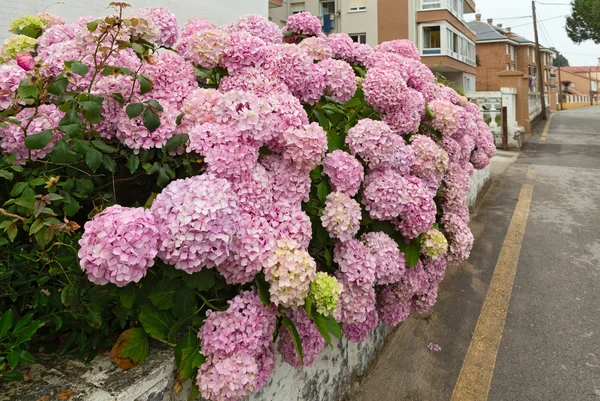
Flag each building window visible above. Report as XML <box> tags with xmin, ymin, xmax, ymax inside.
<box><xmin>349</xmin><ymin>0</ymin><xmax>367</xmax><ymax>11</ymax></box>
<box><xmin>349</xmin><ymin>33</ymin><xmax>367</xmax><ymax>44</ymax></box>
<box><xmin>506</xmin><ymin>64</ymin><xmax>510</xmax><ymax>70</ymax></box>
<box><xmin>291</xmin><ymin>2</ymin><xmax>305</xmax><ymax>14</ymax></box>
<box><xmin>422</xmin><ymin>0</ymin><xmax>441</xmax><ymax>10</ymax></box>
<box><xmin>510</xmin><ymin>46</ymin><xmax>515</xmax><ymax>62</ymax></box>
<box><xmin>506</xmin><ymin>44</ymin><xmax>509</xmax><ymax>54</ymax></box>
<box><xmin>445</xmin><ymin>27</ymin><xmax>475</xmax><ymax>66</ymax></box>
<box><xmin>423</xmin><ymin>26</ymin><xmax>441</xmax><ymax>54</ymax></box>
<box><xmin>446</xmin><ymin>0</ymin><xmax>463</xmax><ymax>17</ymax></box>
<box><xmin>321</xmin><ymin>1</ymin><xmax>335</xmax><ymax>30</ymax></box>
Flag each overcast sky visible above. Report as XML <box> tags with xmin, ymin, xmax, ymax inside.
<box><xmin>467</xmin><ymin>1</ymin><xmax>600</xmax><ymax>67</ymax></box>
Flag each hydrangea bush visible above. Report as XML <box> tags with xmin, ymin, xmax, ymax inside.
<box><xmin>0</xmin><ymin>4</ymin><xmax>494</xmax><ymax>398</ymax></box>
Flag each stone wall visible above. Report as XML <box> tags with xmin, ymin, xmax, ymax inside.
<box><xmin>0</xmin><ymin>168</ymin><xmax>492</xmax><ymax>401</ymax></box>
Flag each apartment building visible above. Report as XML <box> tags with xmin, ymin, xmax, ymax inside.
<box><xmin>468</xmin><ymin>15</ymin><xmax>555</xmax><ymax>93</ymax></box>
<box><xmin>269</xmin><ymin>0</ymin><xmax>478</xmax><ymax>92</ymax></box>
<box><xmin>559</xmin><ymin>69</ymin><xmax>599</xmax><ymax>97</ymax></box>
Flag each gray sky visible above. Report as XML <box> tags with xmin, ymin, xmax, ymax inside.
<box><xmin>467</xmin><ymin>0</ymin><xmax>600</xmax><ymax>67</ymax></box>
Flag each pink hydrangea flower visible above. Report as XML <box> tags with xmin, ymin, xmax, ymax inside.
<box><xmin>218</xmin><ymin>214</ymin><xmax>276</xmax><ymax>285</ymax></box>
<box><xmin>278</xmin><ymin>308</ymin><xmax>325</xmax><ymax>368</ymax></box>
<box><xmin>131</xmin><ymin>7</ymin><xmax>179</xmax><ymax>47</ymax></box>
<box><xmin>410</xmin><ymin>134</ymin><xmax>449</xmax><ymax>191</ymax></box>
<box><xmin>116</xmin><ymin>102</ymin><xmax>179</xmax><ymax>152</ymax></box>
<box><xmin>317</xmin><ymin>58</ymin><xmax>357</xmax><ymax>103</ymax></box>
<box><xmin>176</xmin><ymin>18</ymin><xmax>216</xmax><ymax>55</ymax></box>
<box><xmin>198</xmin><ymin>353</ymin><xmax>260</xmax><ymax>401</ymax></box>
<box><xmin>267</xmin><ymin>202</ymin><xmax>313</xmax><ymax>249</ymax></box>
<box><xmin>0</xmin><ymin>62</ymin><xmax>26</xmax><ymax>109</ymax></box>
<box><xmin>219</xmin><ymin>67</ymin><xmax>289</xmax><ymax>95</ymax></box>
<box><xmin>78</xmin><ymin>205</ymin><xmax>159</xmax><ymax>287</ymax></box>
<box><xmin>180</xmin><ymin>88</ymin><xmax>222</xmax><ymax>128</ymax></box>
<box><xmin>323</xmin><ymin>150</ymin><xmax>364</xmax><ymax>196</ymax></box>
<box><xmin>183</xmin><ymin>29</ymin><xmax>230</xmax><ymax>68</ymax></box>
<box><xmin>141</xmin><ymin>51</ymin><xmax>197</xmax><ymax>106</ymax></box>
<box><xmin>334</xmin><ymin>239</ymin><xmax>377</xmax><ymax>290</ymax></box>
<box><xmin>299</xmin><ymin>36</ymin><xmax>332</xmax><ymax>61</ymax></box>
<box><xmin>264</xmin><ymin>238</ymin><xmax>316</xmax><ymax>307</ymax></box>
<box><xmin>394</xmin><ymin>176</ymin><xmax>437</xmax><ymax>239</ymax></box>
<box><xmin>361</xmin><ymin>232</ymin><xmax>406</xmax><ymax>285</ymax></box>
<box><xmin>37</xmin><ymin>12</ymin><xmax>66</xmax><ymax>28</ymax></box>
<box><xmin>428</xmin><ymin>99</ymin><xmax>461</xmax><ymax>137</ymax></box>
<box><xmin>351</xmin><ymin>43</ymin><xmax>374</xmax><ymax>65</ymax></box>
<box><xmin>199</xmin><ymin>290</ymin><xmax>276</xmax><ymax>358</ymax></box>
<box><xmin>327</xmin><ymin>33</ymin><xmax>355</xmax><ymax>61</ymax></box>
<box><xmin>441</xmin><ymin>213</ymin><xmax>474</xmax><ymax>265</ymax></box>
<box><xmin>221</xmin><ymin>31</ymin><xmax>270</xmax><ymax>73</ymax></box>
<box><xmin>321</xmin><ymin>192</ymin><xmax>362</xmax><ymax>242</ymax></box>
<box><xmin>16</xmin><ymin>54</ymin><xmax>34</xmax><ymax>71</ymax></box>
<box><xmin>1</xmin><ymin>104</ymin><xmax>64</xmax><ymax>161</ymax></box>
<box><xmin>362</xmin><ymin>169</ymin><xmax>410</xmax><ymax>221</ymax></box>
<box><xmin>377</xmin><ymin>284</ymin><xmax>411</xmax><ymax>326</ymax></box>
<box><xmin>282</xmin><ymin>122</ymin><xmax>328</xmax><ymax>169</ymax></box>
<box><xmin>283</xmin><ymin>12</ymin><xmax>323</xmax><ymax>37</ymax></box>
<box><xmin>336</xmin><ymin>274</ymin><xmax>376</xmax><ymax>325</ymax></box>
<box><xmin>374</xmin><ymin>39</ymin><xmax>420</xmax><ymax>61</ymax></box>
<box><xmin>343</xmin><ymin>310</ymin><xmax>378</xmax><ymax>343</ymax></box>
<box><xmin>150</xmin><ymin>174</ymin><xmax>239</xmax><ymax>273</ymax></box>
<box><xmin>363</xmin><ymin>68</ymin><xmax>409</xmax><ymax>112</ymax></box>
<box><xmin>224</xmin><ymin>14</ymin><xmax>282</xmax><ymax>44</ymax></box>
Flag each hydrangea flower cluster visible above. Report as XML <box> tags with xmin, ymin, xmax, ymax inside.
<box><xmin>321</xmin><ymin>192</ymin><xmax>362</xmax><ymax>242</ymax></box>
<box><xmin>198</xmin><ymin>290</ymin><xmax>277</xmax><ymax>401</ymax></box>
<box><xmin>0</xmin><ymin>8</ymin><xmax>495</xmax><ymax>400</ymax></box>
<box><xmin>278</xmin><ymin>309</ymin><xmax>325</xmax><ymax>368</ymax></box>
<box><xmin>78</xmin><ymin>205</ymin><xmax>159</xmax><ymax>287</ymax></box>
<box><xmin>308</xmin><ymin>272</ymin><xmax>342</xmax><ymax>316</ymax></box>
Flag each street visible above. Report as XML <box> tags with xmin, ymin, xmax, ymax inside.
<box><xmin>350</xmin><ymin>107</ymin><xmax>600</xmax><ymax>401</ymax></box>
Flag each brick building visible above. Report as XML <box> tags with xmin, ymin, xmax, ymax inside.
<box><xmin>468</xmin><ymin>15</ymin><xmax>555</xmax><ymax>93</ymax></box>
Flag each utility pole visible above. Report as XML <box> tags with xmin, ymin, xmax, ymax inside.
<box><xmin>532</xmin><ymin>1</ymin><xmax>548</xmax><ymax>119</ymax></box>
<box><xmin>589</xmin><ymin>66</ymin><xmax>594</xmax><ymax>106</ymax></box>
<box><xmin>557</xmin><ymin>51</ymin><xmax>563</xmax><ymax>110</ymax></box>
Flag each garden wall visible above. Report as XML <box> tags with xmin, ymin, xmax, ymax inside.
<box><xmin>0</xmin><ymin>167</ymin><xmax>492</xmax><ymax>401</ymax></box>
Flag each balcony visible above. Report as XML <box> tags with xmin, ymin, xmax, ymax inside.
<box><xmin>419</xmin><ymin>21</ymin><xmax>476</xmax><ymax>69</ymax></box>
<box><xmin>269</xmin><ymin>0</ymin><xmax>283</xmax><ymax>8</ymax></box>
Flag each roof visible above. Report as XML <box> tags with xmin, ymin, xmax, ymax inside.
<box><xmin>467</xmin><ymin>20</ymin><xmax>548</xmax><ymax>48</ymax></box>
<box><xmin>563</xmin><ymin>66</ymin><xmax>600</xmax><ymax>74</ymax></box>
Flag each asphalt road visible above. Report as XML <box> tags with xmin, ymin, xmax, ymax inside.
<box><xmin>350</xmin><ymin>107</ymin><xmax>600</xmax><ymax>401</ymax></box>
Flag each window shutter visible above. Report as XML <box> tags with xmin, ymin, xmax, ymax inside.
<box><xmin>349</xmin><ymin>0</ymin><xmax>367</xmax><ymax>10</ymax></box>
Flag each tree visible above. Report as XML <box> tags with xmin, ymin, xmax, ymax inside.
<box><xmin>566</xmin><ymin>0</ymin><xmax>600</xmax><ymax>44</ymax></box>
<box><xmin>550</xmin><ymin>47</ymin><xmax>570</xmax><ymax>66</ymax></box>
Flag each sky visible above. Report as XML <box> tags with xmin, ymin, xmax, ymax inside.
<box><xmin>467</xmin><ymin>0</ymin><xmax>600</xmax><ymax>67</ymax></box>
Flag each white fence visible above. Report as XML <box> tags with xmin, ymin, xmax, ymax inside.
<box><xmin>528</xmin><ymin>92</ymin><xmax>542</xmax><ymax>120</ymax></box>
<box><xmin>467</xmin><ymin>88</ymin><xmax>524</xmax><ymax>148</ymax></box>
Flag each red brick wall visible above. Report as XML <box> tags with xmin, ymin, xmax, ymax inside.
<box><xmin>476</xmin><ymin>42</ymin><xmax>515</xmax><ymax>91</ymax></box>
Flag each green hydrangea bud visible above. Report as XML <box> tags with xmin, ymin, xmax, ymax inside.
<box><xmin>9</xmin><ymin>16</ymin><xmax>45</xmax><ymax>39</ymax></box>
<box><xmin>1</xmin><ymin>35</ymin><xmax>37</xmax><ymax>60</ymax></box>
<box><xmin>420</xmin><ymin>228</ymin><xmax>448</xmax><ymax>260</ymax></box>
<box><xmin>309</xmin><ymin>272</ymin><xmax>342</xmax><ymax>316</ymax></box>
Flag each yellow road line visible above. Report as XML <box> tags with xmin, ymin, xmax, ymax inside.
<box><xmin>526</xmin><ymin>169</ymin><xmax>537</xmax><ymax>180</ymax></box>
<box><xmin>450</xmin><ymin>184</ymin><xmax>534</xmax><ymax>401</ymax></box>
<box><xmin>539</xmin><ymin>113</ymin><xmax>554</xmax><ymax>143</ymax></box>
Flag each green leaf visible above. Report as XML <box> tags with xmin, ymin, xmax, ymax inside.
<box><xmin>71</xmin><ymin>62</ymin><xmax>89</xmax><ymax>77</ymax></box>
<box><xmin>10</xmin><ymin>182</ymin><xmax>28</xmax><ymax>197</ymax></box>
<box><xmin>80</xmin><ymin>100</ymin><xmax>101</xmax><ymax>124</ymax></box>
<box><xmin>50</xmin><ymin>140</ymin><xmax>83</xmax><ymax>163</ymax></box>
<box><xmin>18</xmin><ymin>350</ymin><xmax>35</xmax><ymax>364</ymax></box>
<box><xmin>47</xmin><ymin>77</ymin><xmax>68</xmax><ymax>96</ymax></box>
<box><xmin>317</xmin><ymin>181</ymin><xmax>331</xmax><ymax>203</ymax></box>
<box><xmin>127</xmin><ymin>154</ymin><xmax>140</xmax><ymax>174</ymax></box>
<box><xmin>187</xmin><ymin>269</ymin><xmax>215</xmax><ymax>292</ymax></box>
<box><xmin>109</xmin><ymin>328</ymin><xmax>148</xmax><ymax>369</ymax></box>
<box><xmin>404</xmin><ymin>238</ymin><xmax>421</xmax><ymax>268</ymax></box>
<box><xmin>177</xmin><ymin>346</ymin><xmax>205</xmax><ymax>382</ymax></box>
<box><xmin>139</xmin><ymin>304</ymin><xmax>174</xmax><ymax>340</ymax></box>
<box><xmin>131</xmin><ymin>43</ymin><xmax>146</xmax><ymax>54</ymax></box>
<box><xmin>2</xmin><ymin>370</ymin><xmax>24</xmax><ymax>381</ymax></box>
<box><xmin>57</xmin><ymin>124</ymin><xmax>82</xmax><ymax>138</ymax></box>
<box><xmin>69</xmin><ymin>139</ymin><xmax>89</xmax><ymax>154</ymax></box>
<box><xmin>87</xmin><ymin>309</ymin><xmax>102</xmax><ymax>329</ymax></box>
<box><xmin>425</xmin><ymin>105</ymin><xmax>435</xmax><ymax>121</ymax></box>
<box><xmin>142</xmin><ymin>108</ymin><xmax>160</xmax><ymax>132</ymax></box>
<box><xmin>24</xmin><ymin>129</ymin><xmax>53</xmax><ymax>150</ymax></box>
<box><xmin>85</xmin><ymin>148</ymin><xmax>103</xmax><ymax>172</ymax></box>
<box><xmin>323</xmin><ymin>315</ymin><xmax>342</xmax><ymax>340</ymax></box>
<box><xmin>91</xmin><ymin>140</ymin><xmax>117</xmax><ymax>153</ymax></box>
<box><xmin>176</xmin><ymin>112</ymin><xmax>184</xmax><ymax>126</ymax></box>
<box><xmin>175</xmin><ymin>331</ymin><xmax>198</xmax><ymax>365</ymax></box>
<box><xmin>255</xmin><ymin>273</ymin><xmax>271</xmax><ymax>306</ymax></box>
<box><xmin>136</xmin><ymin>74</ymin><xmax>153</xmax><ymax>94</ymax></box>
<box><xmin>103</xmin><ymin>155</ymin><xmax>117</xmax><ymax>173</ymax></box>
<box><xmin>172</xmin><ymin>287</ymin><xmax>196</xmax><ymax>319</ymax></box>
<box><xmin>7</xmin><ymin>349</ymin><xmax>19</xmax><ymax>370</ymax></box>
<box><xmin>0</xmin><ymin>310</ymin><xmax>13</xmax><ymax>339</ymax></box>
<box><xmin>144</xmin><ymin>99</ymin><xmax>163</xmax><ymax>111</ymax></box>
<box><xmin>126</xmin><ymin>103</ymin><xmax>144</xmax><ymax>119</ymax></box>
<box><xmin>304</xmin><ymin>295</ymin><xmax>313</xmax><ymax>317</ymax></box>
<box><xmin>148</xmin><ymin>281</ymin><xmax>178</xmax><ymax>310</ymax></box>
<box><xmin>29</xmin><ymin>219</ymin><xmax>45</xmax><ymax>235</ymax></box>
<box><xmin>111</xmin><ymin>92</ymin><xmax>125</xmax><ymax>104</ymax></box>
<box><xmin>327</xmin><ymin>131</ymin><xmax>344</xmax><ymax>152</ymax></box>
<box><xmin>188</xmin><ymin>384</ymin><xmax>200</xmax><ymax>401</ymax></box>
<box><xmin>156</xmin><ymin>168</ymin><xmax>170</xmax><ymax>187</ymax></box>
<box><xmin>17</xmin><ymin>81</ymin><xmax>39</xmax><ymax>100</ymax></box>
<box><xmin>119</xmin><ymin>285</ymin><xmax>137</xmax><ymax>309</ymax></box>
<box><xmin>168</xmin><ymin>314</ymin><xmax>194</xmax><ymax>343</ymax></box>
<box><xmin>7</xmin><ymin>224</ymin><xmax>17</xmax><ymax>242</ymax></box>
<box><xmin>87</xmin><ymin>19</ymin><xmax>101</xmax><ymax>32</ymax></box>
<box><xmin>61</xmin><ymin>284</ymin><xmax>77</xmax><ymax>307</ymax></box>
<box><xmin>282</xmin><ymin>316</ymin><xmax>303</xmax><ymax>365</ymax></box>
<box><xmin>312</xmin><ymin>109</ymin><xmax>330</xmax><ymax>130</ymax></box>
<box><xmin>54</xmin><ymin>315</ymin><xmax>62</xmax><ymax>331</ymax></box>
<box><xmin>165</xmin><ymin>134</ymin><xmax>188</xmax><ymax>152</ymax></box>
<box><xmin>311</xmin><ymin>311</ymin><xmax>332</xmax><ymax>347</ymax></box>
<box><xmin>0</xmin><ymin>170</ymin><xmax>14</xmax><ymax>180</ymax></box>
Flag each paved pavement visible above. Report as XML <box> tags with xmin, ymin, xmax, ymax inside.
<box><xmin>350</xmin><ymin>107</ymin><xmax>600</xmax><ymax>401</ymax></box>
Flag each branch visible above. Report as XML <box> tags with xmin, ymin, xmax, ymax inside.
<box><xmin>0</xmin><ymin>208</ymin><xmax>26</xmax><ymax>221</ymax></box>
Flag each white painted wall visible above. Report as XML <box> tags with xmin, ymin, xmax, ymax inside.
<box><xmin>0</xmin><ymin>0</ymin><xmax>268</xmax><ymax>44</ymax></box>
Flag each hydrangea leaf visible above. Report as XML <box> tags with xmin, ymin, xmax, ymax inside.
<box><xmin>282</xmin><ymin>316</ymin><xmax>304</xmax><ymax>365</ymax></box>
<box><xmin>109</xmin><ymin>328</ymin><xmax>149</xmax><ymax>370</ymax></box>
<box><xmin>139</xmin><ymin>304</ymin><xmax>174</xmax><ymax>340</ymax></box>
<box><xmin>24</xmin><ymin>129</ymin><xmax>53</xmax><ymax>150</ymax></box>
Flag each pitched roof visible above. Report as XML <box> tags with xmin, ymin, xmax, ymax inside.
<box><xmin>467</xmin><ymin>20</ymin><xmax>546</xmax><ymax>48</ymax></box>
<box><xmin>562</xmin><ymin>66</ymin><xmax>600</xmax><ymax>74</ymax></box>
